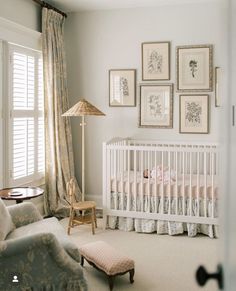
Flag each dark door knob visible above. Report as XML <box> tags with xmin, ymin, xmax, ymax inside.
<box><xmin>196</xmin><ymin>264</ymin><xmax>223</xmax><ymax>289</ymax></box>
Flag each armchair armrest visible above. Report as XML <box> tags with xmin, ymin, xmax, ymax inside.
<box><xmin>0</xmin><ymin>233</ymin><xmax>87</xmax><ymax>290</ymax></box>
<box><xmin>7</xmin><ymin>202</ymin><xmax>43</xmax><ymax>228</ymax></box>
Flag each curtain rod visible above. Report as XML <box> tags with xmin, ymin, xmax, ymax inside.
<box><xmin>32</xmin><ymin>0</ymin><xmax>67</xmax><ymax>18</ymax></box>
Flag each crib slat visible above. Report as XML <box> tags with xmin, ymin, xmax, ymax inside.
<box><xmin>118</xmin><ymin>143</ymin><xmax>120</xmax><ymax>173</ymax></box>
<box><xmin>141</xmin><ymin>150</ymin><xmax>144</xmax><ymax>212</ymax></box>
<box><xmin>197</xmin><ymin>151</ymin><xmax>200</xmax><ymax>217</ymax></box>
<box><xmin>204</xmin><ymin>152</ymin><xmax>207</xmax><ymax>217</ymax></box>
<box><xmin>168</xmin><ymin>151</ymin><xmax>171</xmax><ymax>215</ymax></box>
<box><xmin>148</xmin><ymin>150</ymin><xmax>151</xmax><ymax>213</ymax></box>
<box><xmin>114</xmin><ymin>149</ymin><xmax>118</xmax><ymax>210</ymax></box>
<box><xmin>121</xmin><ymin>149</ymin><xmax>124</xmax><ymax>211</ymax></box>
<box><xmin>134</xmin><ymin>150</ymin><xmax>137</xmax><ymax>212</ymax></box>
<box><xmin>161</xmin><ymin>151</ymin><xmax>164</xmax><ymax>214</ymax></box>
<box><xmin>175</xmin><ymin>151</ymin><xmax>178</xmax><ymax>215</ymax></box>
<box><xmin>107</xmin><ymin>149</ymin><xmax>111</xmax><ymax>210</ymax></box>
<box><xmin>124</xmin><ymin>144</ymin><xmax>127</xmax><ymax>171</ymax></box>
<box><xmin>182</xmin><ymin>151</ymin><xmax>186</xmax><ymax>216</ymax></box>
<box><xmin>155</xmin><ymin>150</ymin><xmax>158</xmax><ymax>213</ymax></box>
<box><xmin>128</xmin><ymin>149</ymin><xmax>130</xmax><ymax>211</ymax></box>
<box><xmin>211</xmin><ymin>152</ymin><xmax>215</xmax><ymax>218</ymax></box>
<box><xmin>189</xmin><ymin>151</ymin><xmax>192</xmax><ymax>217</ymax></box>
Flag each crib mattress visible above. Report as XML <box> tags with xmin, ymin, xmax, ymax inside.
<box><xmin>111</xmin><ymin>171</ymin><xmax>218</xmax><ymax>199</ymax></box>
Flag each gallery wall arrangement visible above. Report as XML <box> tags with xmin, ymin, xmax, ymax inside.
<box><xmin>108</xmin><ymin>41</ymin><xmax>219</xmax><ymax>134</ymax></box>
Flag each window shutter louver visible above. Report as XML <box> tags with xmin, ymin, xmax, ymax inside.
<box><xmin>9</xmin><ymin>44</ymin><xmax>45</xmax><ymax>186</ymax></box>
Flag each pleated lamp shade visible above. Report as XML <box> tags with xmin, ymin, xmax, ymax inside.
<box><xmin>62</xmin><ymin>99</ymin><xmax>105</xmax><ymax>116</ymax></box>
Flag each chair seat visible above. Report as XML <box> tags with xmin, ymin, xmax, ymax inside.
<box><xmin>73</xmin><ymin>201</ymin><xmax>96</xmax><ymax>211</ymax></box>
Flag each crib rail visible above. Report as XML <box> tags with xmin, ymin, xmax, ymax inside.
<box><xmin>103</xmin><ymin>138</ymin><xmax>219</xmax><ymax>227</ymax></box>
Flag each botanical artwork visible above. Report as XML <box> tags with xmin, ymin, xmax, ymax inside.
<box><xmin>189</xmin><ymin>60</ymin><xmax>198</xmax><ymax>78</ymax></box>
<box><xmin>142</xmin><ymin>42</ymin><xmax>170</xmax><ymax>80</ymax></box>
<box><xmin>185</xmin><ymin>101</ymin><xmax>202</xmax><ymax>127</ymax></box>
<box><xmin>139</xmin><ymin>84</ymin><xmax>173</xmax><ymax>128</ymax></box>
<box><xmin>148</xmin><ymin>50</ymin><xmax>163</xmax><ymax>74</ymax></box>
<box><xmin>180</xmin><ymin>95</ymin><xmax>209</xmax><ymax>134</ymax></box>
<box><xmin>119</xmin><ymin>77</ymin><xmax>129</xmax><ymax>97</ymax></box>
<box><xmin>148</xmin><ymin>95</ymin><xmax>162</xmax><ymax>117</ymax></box>
<box><xmin>177</xmin><ymin>45</ymin><xmax>213</xmax><ymax>92</ymax></box>
<box><xmin>109</xmin><ymin>69</ymin><xmax>136</xmax><ymax>107</ymax></box>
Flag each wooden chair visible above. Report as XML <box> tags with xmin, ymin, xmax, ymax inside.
<box><xmin>67</xmin><ymin>178</ymin><xmax>97</xmax><ymax>235</ymax></box>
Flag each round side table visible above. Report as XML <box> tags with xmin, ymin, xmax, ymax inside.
<box><xmin>0</xmin><ymin>187</ymin><xmax>44</xmax><ymax>204</ymax></box>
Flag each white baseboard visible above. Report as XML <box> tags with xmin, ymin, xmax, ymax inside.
<box><xmin>85</xmin><ymin>194</ymin><xmax>102</xmax><ymax>208</ymax></box>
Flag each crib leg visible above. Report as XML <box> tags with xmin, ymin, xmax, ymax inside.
<box><xmin>103</xmin><ymin>214</ymin><xmax>108</xmax><ymax>230</ymax></box>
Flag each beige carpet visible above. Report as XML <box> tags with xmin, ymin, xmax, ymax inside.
<box><xmin>60</xmin><ymin>218</ymin><xmax>220</xmax><ymax>291</ymax></box>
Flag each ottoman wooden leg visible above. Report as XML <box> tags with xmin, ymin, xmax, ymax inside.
<box><xmin>129</xmin><ymin>269</ymin><xmax>135</xmax><ymax>284</ymax></box>
<box><xmin>80</xmin><ymin>256</ymin><xmax>84</xmax><ymax>267</ymax></box>
<box><xmin>108</xmin><ymin>275</ymin><xmax>114</xmax><ymax>291</ymax></box>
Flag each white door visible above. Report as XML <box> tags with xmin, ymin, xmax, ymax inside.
<box><xmin>223</xmin><ymin>0</ymin><xmax>236</xmax><ymax>289</ymax></box>
<box><xmin>196</xmin><ymin>0</ymin><xmax>236</xmax><ymax>290</ymax></box>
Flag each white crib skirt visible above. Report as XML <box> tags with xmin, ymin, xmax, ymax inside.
<box><xmin>107</xmin><ymin>193</ymin><xmax>219</xmax><ymax>238</ymax></box>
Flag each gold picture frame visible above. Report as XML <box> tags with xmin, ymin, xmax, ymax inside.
<box><xmin>109</xmin><ymin>69</ymin><xmax>136</xmax><ymax>107</ymax></box>
<box><xmin>142</xmin><ymin>41</ymin><xmax>170</xmax><ymax>81</ymax></box>
<box><xmin>179</xmin><ymin>94</ymin><xmax>209</xmax><ymax>134</ymax></box>
<box><xmin>139</xmin><ymin>84</ymin><xmax>173</xmax><ymax>128</ymax></box>
<box><xmin>176</xmin><ymin>45</ymin><xmax>213</xmax><ymax>92</ymax></box>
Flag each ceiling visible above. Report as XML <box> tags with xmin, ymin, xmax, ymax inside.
<box><xmin>47</xmin><ymin>0</ymin><xmax>218</xmax><ymax>13</ymax></box>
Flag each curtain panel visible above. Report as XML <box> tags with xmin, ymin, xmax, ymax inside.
<box><xmin>42</xmin><ymin>8</ymin><xmax>77</xmax><ymax>217</ymax></box>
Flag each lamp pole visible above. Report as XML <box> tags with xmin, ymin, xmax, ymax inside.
<box><xmin>80</xmin><ymin>115</ymin><xmax>86</xmax><ymax>201</ymax></box>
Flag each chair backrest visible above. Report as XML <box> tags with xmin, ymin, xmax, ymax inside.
<box><xmin>66</xmin><ymin>178</ymin><xmax>77</xmax><ymax>205</ymax></box>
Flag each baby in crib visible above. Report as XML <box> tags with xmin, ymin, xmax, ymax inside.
<box><xmin>143</xmin><ymin>165</ymin><xmax>176</xmax><ymax>183</ymax></box>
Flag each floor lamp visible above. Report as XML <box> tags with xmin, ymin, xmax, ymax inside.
<box><xmin>62</xmin><ymin>99</ymin><xmax>105</xmax><ymax>201</ymax></box>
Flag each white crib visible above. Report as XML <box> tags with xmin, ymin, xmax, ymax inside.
<box><xmin>103</xmin><ymin>138</ymin><xmax>219</xmax><ymax>237</ymax></box>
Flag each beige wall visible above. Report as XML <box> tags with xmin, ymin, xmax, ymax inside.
<box><xmin>0</xmin><ymin>0</ymin><xmax>41</xmax><ymax>31</ymax></box>
<box><xmin>65</xmin><ymin>1</ymin><xmax>227</xmax><ymax>206</ymax></box>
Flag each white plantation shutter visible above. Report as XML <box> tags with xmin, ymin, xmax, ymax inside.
<box><xmin>8</xmin><ymin>44</ymin><xmax>45</xmax><ymax>186</ymax></box>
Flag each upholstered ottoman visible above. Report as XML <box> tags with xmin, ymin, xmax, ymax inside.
<box><xmin>79</xmin><ymin>241</ymin><xmax>135</xmax><ymax>290</ymax></box>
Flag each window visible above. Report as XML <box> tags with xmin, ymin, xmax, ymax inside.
<box><xmin>7</xmin><ymin>44</ymin><xmax>45</xmax><ymax>186</ymax></box>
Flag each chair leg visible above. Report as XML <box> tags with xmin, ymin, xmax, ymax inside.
<box><xmin>67</xmin><ymin>208</ymin><xmax>75</xmax><ymax>235</ymax></box>
<box><xmin>91</xmin><ymin>208</ymin><xmax>95</xmax><ymax>235</ymax></box>
<box><xmin>67</xmin><ymin>208</ymin><xmax>73</xmax><ymax>235</ymax></box>
<box><xmin>94</xmin><ymin>207</ymin><xmax>97</xmax><ymax>228</ymax></box>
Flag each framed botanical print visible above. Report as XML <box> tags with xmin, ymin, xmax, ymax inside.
<box><xmin>179</xmin><ymin>94</ymin><xmax>209</xmax><ymax>134</ymax></box>
<box><xmin>109</xmin><ymin>69</ymin><xmax>136</xmax><ymax>107</ymax></box>
<box><xmin>176</xmin><ymin>45</ymin><xmax>213</xmax><ymax>92</ymax></box>
<box><xmin>139</xmin><ymin>84</ymin><xmax>173</xmax><ymax>128</ymax></box>
<box><xmin>142</xmin><ymin>42</ymin><xmax>170</xmax><ymax>81</ymax></box>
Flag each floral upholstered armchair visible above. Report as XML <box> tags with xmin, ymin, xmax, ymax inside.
<box><xmin>0</xmin><ymin>198</ymin><xmax>87</xmax><ymax>291</ymax></box>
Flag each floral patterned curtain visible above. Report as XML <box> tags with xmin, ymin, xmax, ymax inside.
<box><xmin>42</xmin><ymin>8</ymin><xmax>78</xmax><ymax>217</ymax></box>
